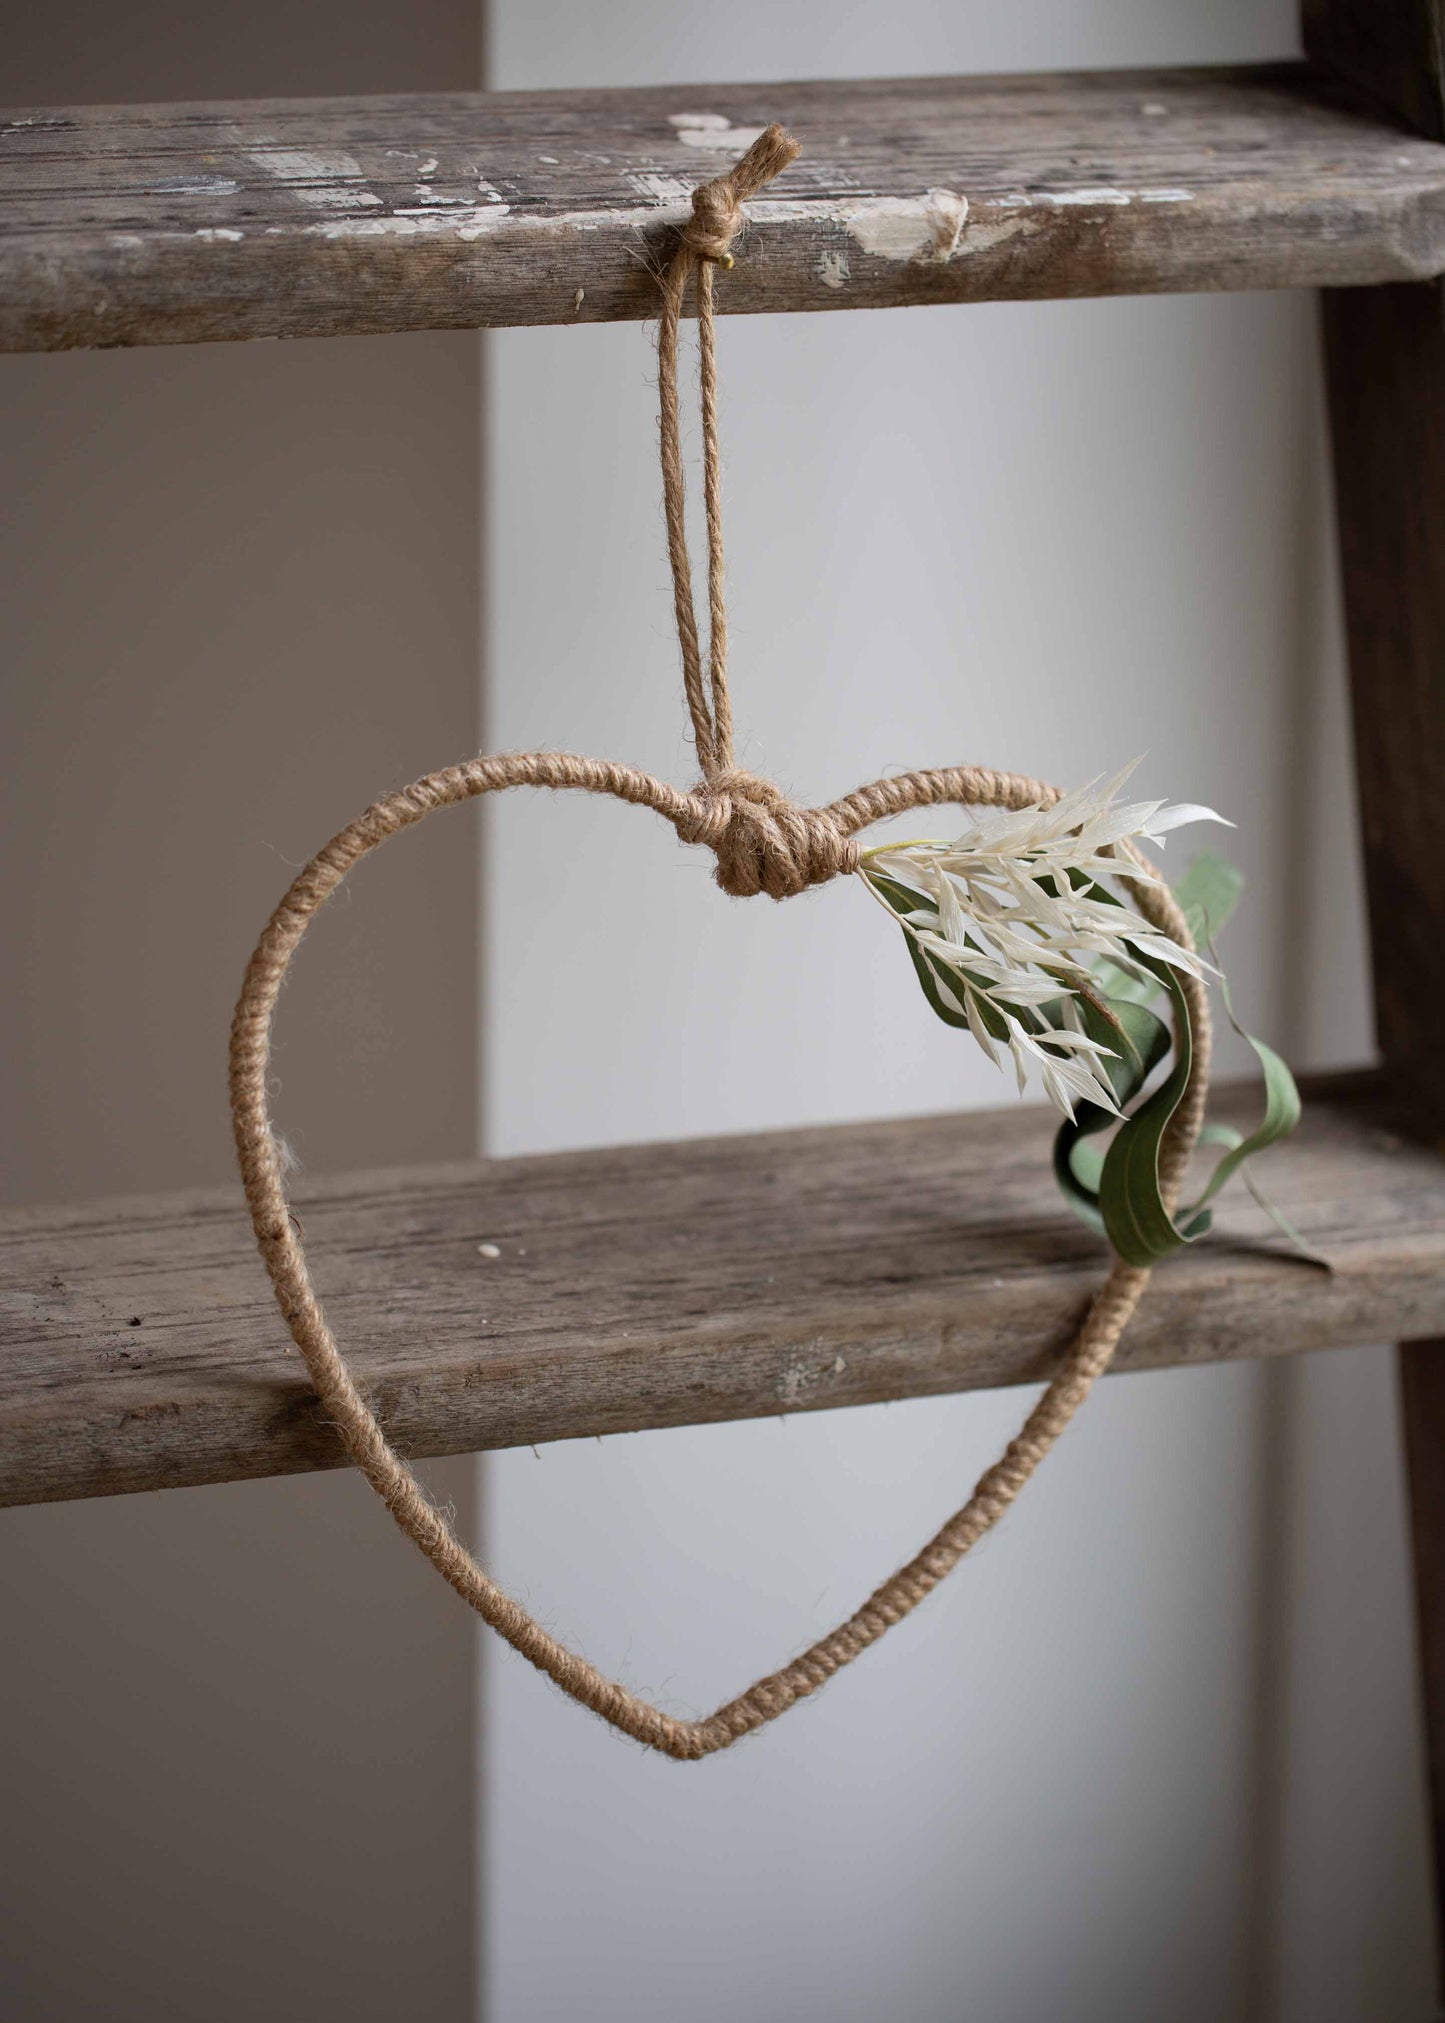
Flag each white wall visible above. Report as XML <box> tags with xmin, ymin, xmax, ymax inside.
<box><xmin>483</xmin><ymin>4</ymin><xmax>1432</xmax><ymax>2019</ymax></box>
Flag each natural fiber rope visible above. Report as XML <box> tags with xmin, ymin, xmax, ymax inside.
<box><xmin>229</xmin><ymin>130</ymin><xmax>1212</xmax><ymax>1760</ymax></box>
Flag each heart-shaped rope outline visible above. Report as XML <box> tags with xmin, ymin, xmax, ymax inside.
<box><xmin>229</xmin><ymin>130</ymin><xmax>1211</xmax><ymax>1759</ymax></box>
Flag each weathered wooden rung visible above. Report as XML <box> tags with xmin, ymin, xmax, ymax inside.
<box><xmin>3</xmin><ymin>63</ymin><xmax>1445</xmax><ymax>352</ymax></box>
<box><xmin>0</xmin><ymin>1070</ymin><xmax>1440</xmax><ymax>1508</ymax></box>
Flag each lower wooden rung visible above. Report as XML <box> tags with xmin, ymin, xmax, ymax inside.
<box><xmin>0</xmin><ymin>1069</ymin><xmax>1438</xmax><ymax>1508</ymax></box>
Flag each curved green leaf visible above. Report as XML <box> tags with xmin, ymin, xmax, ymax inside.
<box><xmin>1096</xmin><ymin>958</ymin><xmax>1302</xmax><ymax>1266</ymax></box>
<box><xmin>1052</xmin><ymin>994</ymin><xmax>1171</xmax><ymax>1233</ymax></box>
<box><xmin>1187</xmin><ymin>1030</ymin><xmax>1300</xmax><ymax>1219</ymax></box>
<box><xmin>1097</xmin><ymin>958</ymin><xmax>1198</xmax><ymax>1265</ymax></box>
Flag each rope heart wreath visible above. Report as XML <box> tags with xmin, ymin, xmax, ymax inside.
<box><xmin>231</xmin><ymin>127</ymin><xmax>1217</xmax><ymax>1761</ymax></box>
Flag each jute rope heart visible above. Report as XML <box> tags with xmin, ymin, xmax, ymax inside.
<box><xmin>230</xmin><ymin>128</ymin><xmax>1211</xmax><ymax>1759</ymax></box>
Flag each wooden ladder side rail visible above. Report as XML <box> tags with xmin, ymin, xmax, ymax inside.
<box><xmin>1309</xmin><ymin>0</ymin><xmax>1445</xmax><ymax>1996</ymax></box>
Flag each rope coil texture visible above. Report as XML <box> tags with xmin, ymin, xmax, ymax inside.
<box><xmin>230</xmin><ymin>127</ymin><xmax>1212</xmax><ymax>1760</ymax></box>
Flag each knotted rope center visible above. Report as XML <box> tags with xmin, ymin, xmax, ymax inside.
<box><xmin>677</xmin><ymin>768</ymin><xmax>859</xmax><ymax>899</ymax></box>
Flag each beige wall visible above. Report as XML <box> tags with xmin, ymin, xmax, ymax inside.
<box><xmin>0</xmin><ymin>7</ymin><xmax>484</xmax><ymax>2018</ymax></box>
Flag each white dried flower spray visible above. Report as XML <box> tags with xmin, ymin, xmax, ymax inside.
<box><xmin>859</xmin><ymin>763</ymin><xmax>1231</xmax><ymax>1120</ymax></box>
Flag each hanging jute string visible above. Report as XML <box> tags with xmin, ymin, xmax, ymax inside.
<box><xmin>230</xmin><ymin>128</ymin><xmax>1211</xmax><ymax>1760</ymax></box>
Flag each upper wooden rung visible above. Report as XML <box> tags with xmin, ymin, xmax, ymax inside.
<box><xmin>2</xmin><ymin>62</ymin><xmax>1443</xmax><ymax>352</ymax></box>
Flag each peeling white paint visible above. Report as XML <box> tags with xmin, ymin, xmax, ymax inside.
<box><xmin>417</xmin><ymin>156</ymin><xmax>438</xmax><ymax>176</ymax></box>
<box><xmin>997</xmin><ymin>185</ymin><xmax>1193</xmax><ymax>210</ymax></box>
<box><xmin>841</xmin><ymin>188</ymin><xmax>967</xmax><ymax>264</ymax></box>
<box><xmin>247</xmin><ymin>146</ymin><xmax>382</xmax><ymax>208</ymax></box>
<box><xmin>1043</xmin><ymin>186</ymin><xmax>1134</xmax><ymax>206</ymax></box>
<box><xmin>778</xmin><ymin>1359</ymin><xmax>812</xmax><ymax>1406</ymax></box>
<box><xmin>750</xmin><ymin>197</ymin><xmax>851</xmax><ymax>226</ymax></box>
<box><xmin>537</xmin><ymin>154</ymin><xmax>559</xmax><ymax>165</ymax></box>
<box><xmin>777</xmin><ymin>1350</ymin><xmax>851</xmax><ymax>1403</ymax></box>
<box><xmin>313</xmin><ymin>186</ymin><xmax>383</xmax><ymax>209</ymax></box>
<box><xmin>668</xmin><ymin>110</ymin><xmax>767</xmax><ymax>151</ymax></box>
<box><xmin>296</xmin><ymin>176</ymin><xmax>1187</xmax><ymax>255</ymax></box>
<box><xmin>1141</xmin><ymin>101</ymin><xmax>1169</xmax><ymax>116</ymax></box>
<box><xmin>818</xmin><ymin>247</ymin><xmax>850</xmax><ymax>288</ymax></box>
<box><xmin>627</xmin><ymin>170</ymin><xmax>693</xmax><ymax>203</ymax></box>
<box><xmin>305</xmin><ymin>203</ymin><xmax>511</xmax><ymax>240</ymax></box>
<box><xmin>553</xmin><ymin>202</ymin><xmax>679</xmax><ymax>234</ymax></box>
<box><xmin>251</xmin><ymin>145</ymin><xmax>362</xmax><ymax>180</ymax></box>
<box><xmin>959</xmin><ymin>215</ymin><xmax>1039</xmax><ymax>254</ymax></box>
<box><xmin>194</xmin><ymin>226</ymin><xmax>244</xmax><ymax>242</ymax></box>
<box><xmin>109</xmin><ymin>233</ymin><xmax>145</xmax><ymax>249</ymax></box>
<box><xmin>149</xmin><ymin>173</ymin><xmax>239</xmax><ymax>196</ymax></box>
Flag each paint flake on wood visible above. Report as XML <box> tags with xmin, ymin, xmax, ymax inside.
<box><xmin>3</xmin><ymin>64</ymin><xmax>1445</xmax><ymax>350</ymax></box>
<box><xmin>0</xmin><ymin>1072</ymin><xmax>1440</xmax><ymax>1507</ymax></box>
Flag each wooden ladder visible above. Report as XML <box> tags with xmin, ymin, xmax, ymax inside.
<box><xmin>3</xmin><ymin>1</ymin><xmax>1444</xmax><ymax>1985</ymax></box>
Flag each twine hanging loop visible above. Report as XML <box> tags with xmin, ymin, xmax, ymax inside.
<box><xmin>656</xmin><ymin>123</ymin><xmax>854</xmax><ymax>901</ymax></box>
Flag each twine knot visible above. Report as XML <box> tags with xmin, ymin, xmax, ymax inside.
<box><xmin>678</xmin><ymin>123</ymin><xmax>801</xmax><ymax>266</ymax></box>
<box><xmin>681</xmin><ymin>177</ymin><xmax>745</xmax><ymax>265</ymax></box>
<box><xmin>679</xmin><ymin>769</ymin><xmax>859</xmax><ymax>900</ymax></box>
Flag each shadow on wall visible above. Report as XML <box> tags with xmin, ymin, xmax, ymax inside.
<box><xmin>0</xmin><ymin>3</ymin><xmax>484</xmax><ymax>2018</ymax></box>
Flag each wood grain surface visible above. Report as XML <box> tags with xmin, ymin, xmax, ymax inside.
<box><xmin>4</xmin><ymin>64</ymin><xmax>1445</xmax><ymax>351</ymax></box>
<box><xmin>0</xmin><ymin>1072</ymin><xmax>1437</xmax><ymax>1507</ymax></box>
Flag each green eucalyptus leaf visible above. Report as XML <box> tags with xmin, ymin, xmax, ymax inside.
<box><xmin>1051</xmin><ymin>994</ymin><xmax>1171</xmax><ymax>1234</ymax></box>
<box><xmin>1180</xmin><ymin>959</ymin><xmax>1303</xmax><ymax>1245</ymax></box>
<box><xmin>1098</xmin><ymin>958</ymin><xmax>1197</xmax><ymax>1265</ymax></box>
<box><xmin>1186</xmin><ymin>1032</ymin><xmax>1300</xmax><ymax>1219</ymax></box>
<box><xmin>1096</xmin><ymin>952</ymin><xmax>1302</xmax><ymax>1266</ymax></box>
<box><xmin>1177</xmin><ymin>852</ymin><xmax>1244</xmax><ymax>948</ymax></box>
